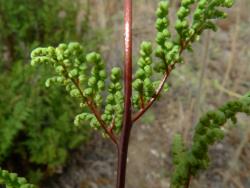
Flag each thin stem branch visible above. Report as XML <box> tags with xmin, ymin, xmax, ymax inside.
<box><xmin>62</xmin><ymin>65</ymin><xmax>118</xmax><ymax>145</ymax></box>
<box><xmin>133</xmin><ymin>66</ymin><xmax>172</xmax><ymax>122</ymax></box>
<box><xmin>139</xmin><ymin>92</ymin><xmax>145</xmax><ymax>108</ymax></box>
<box><xmin>133</xmin><ymin>27</ymin><xmax>203</xmax><ymax>123</ymax></box>
<box><xmin>85</xmin><ymin>99</ymin><xmax>118</xmax><ymax>145</ymax></box>
<box><xmin>108</xmin><ymin>115</ymin><xmax>116</xmax><ymax>133</ymax></box>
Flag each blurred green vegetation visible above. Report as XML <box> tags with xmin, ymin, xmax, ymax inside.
<box><xmin>0</xmin><ymin>0</ymin><xmax>102</xmax><ymax>184</ymax></box>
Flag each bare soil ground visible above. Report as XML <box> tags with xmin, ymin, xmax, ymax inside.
<box><xmin>44</xmin><ymin>0</ymin><xmax>250</xmax><ymax>187</ymax></box>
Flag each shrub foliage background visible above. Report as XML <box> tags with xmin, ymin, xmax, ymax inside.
<box><xmin>0</xmin><ymin>0</ymin><xmax>99</xmax><ymax>183</ymax></box>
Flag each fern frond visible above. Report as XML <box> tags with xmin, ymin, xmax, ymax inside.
<box><xmin>171</xmin><ymin>92</ymin><xmax>250</xmax><ymax>188</ymax></box>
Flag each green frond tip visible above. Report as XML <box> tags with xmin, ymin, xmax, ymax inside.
<box><xmin>74</xmin><ymin>113</ymin><xmax>99</xmax><ymax>129</ymax></box>
<box><xmin>158</xmin><ymin>1</ymin><xmax>169</xmax><ymax>14</ymax></box>
<box><xmin>111</xmin><ymin>67</ymin><xmax>122</xmax><ymax>82</ymax></box>
<box><xmin>171</xmin><ymin>0</ymin><xmax>235</xmax><ymax>42</ymax></box>
<box><xmin>111</xmin><ymin>67</ymin><xmax>121</xmax><ymax>77</ymax></box>
<box><xmin>0</xmin><ymin>167</ymin><xmax>36</xmax><ymax>188</ymax></box>
<box><xmin>171</xmin><ymin>92</ymin><xmax>250</xmax><ymax>188</ymax></box>
<box><xmin>83</xmin><ymin>88</ymin><xmax>93</xmax><ymax>97</ymax></box>
<box><xmin>140</xmin><ymin>41</ymin><xmax>153</xmax><ymax>56</ymax></box>
<box><xmin>86</xmin><ymin>52</ymin><xmax>101</xmax><ymax>64</ymax></box>
<box><xmin>68</xmin><ymin>69</ymin><xmax>78</xmax><ymax>78</ymax></box>
<box><xmin>133</xmin><ymin>79</ymin><xmax>143</xmax><ymax>91</ymax></box>
<box><xmin>31</xmin><ymin>42</ymin><xmax>110</xmax><ymax>108</ymax></box>
<box><xmin>70</xmin><ymin>89</ymin><xmax>81</xmax><ymax>98</ymax></box>
<box><xmin>177</xmin><ymin>6</ymin><xmax>190</xmax><ymax>19</ymax></box>
<box><xmin>30</xmin><ymin>47</ymin><xmax>56</xmax><ymax>66</ymax></box>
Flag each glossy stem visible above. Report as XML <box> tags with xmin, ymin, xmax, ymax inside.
<box><xmin>116</xmin><ymin>0</ymin><xmax>132</xmax><ymax>188</ymax></box>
